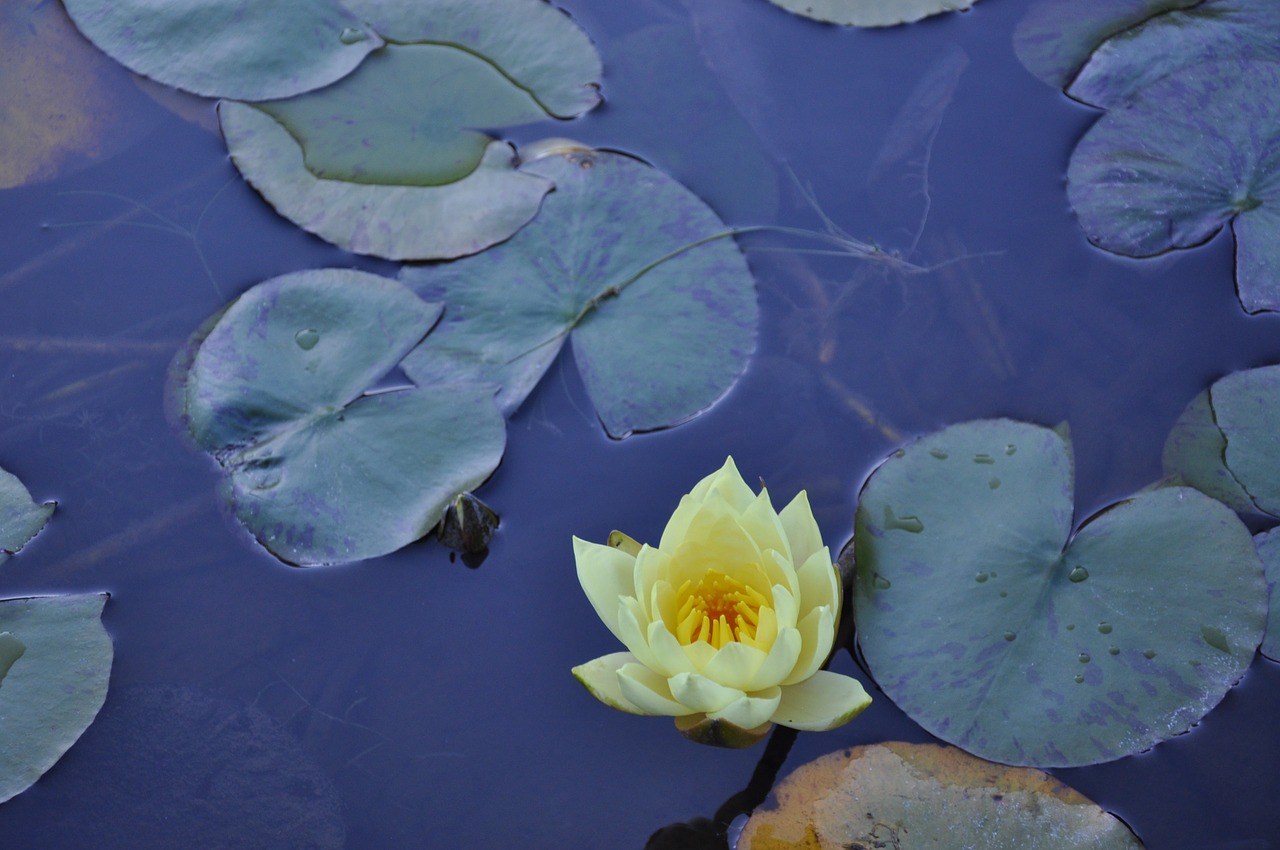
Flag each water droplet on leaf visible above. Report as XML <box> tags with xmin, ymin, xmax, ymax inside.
<box><xmin>1003</xmin><ymin>631</ymin><xmax>1016</xmax><ymax>641</ymax></box>
<box><xmin>973</xmin><ymin>453</ymin><xmax>995</xmax><ymax>465</ymax></box>
<box><xmin>975</xmin><ymin>572</ymin><xmax>989</xmax><ymax>583</ymax></box>
<box><xmin>339</xmin><ymin>27</ymin><xmax>369</xmax><ymax>44</ymax></box>
<box><xmin>929</xmin><ymin>449</ymin><xmax>948</xmax><ymax>460</ymax></box>
<box><xmin>1108</xmin><ymin>645</ymin><xmax>1120</xmax><ymax>656</ymax></box>
<box><xmin>1200</xmin><ymin>626</ymin><xmax>1230</xmax><ymax>654</ymax></box>
<box><xmin>1097</xmin><ymin>622</ymin><xmax>1112</xmax><ymax>634</ymax></box>
<box><xmin>295</xmin><ymin>328</ymin><xmax>320</xmax><ymax>350</ymax></box>
<box><xmin>1079</xmin><ymin>653</ymin><xmax>1090</xmax><ymax>664</ymax></box>
<box><xmin>873</xmin><ymin>574</ymin><xmax>892</xmax><ymax>590</ymax></box>
<box><xmin>883</xmin><ymin>506</ymin><xmax>924</xmax><ymax>533</ymax></box>
<box><xmin>1143</xmin><ymin>649</ymin><xmax>1157</xmax><ymax>660</ymax></box>
<box><xmin>1068</xmin><ymin>565</ymin><xmax>1089</xmax><ymax>583</ymax></box>
<box><xmin>1074</xmin><ymin>674</ymin><xmax>1084</xmax><ymax>684</ymax></box>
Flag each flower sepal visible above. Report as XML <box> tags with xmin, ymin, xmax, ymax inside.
<box><xmin>675</xmin><ymin>713</ymin><xmax>773</xmax><ymax>749</ymax></box>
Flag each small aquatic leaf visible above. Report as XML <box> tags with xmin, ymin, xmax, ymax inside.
<box><xmin>738</xmin><ymin>742</ymin><xmax>1145</xmax><ymax>849</ymax></box>
<box><xmin>1166</xmin><ymin>364</ymin><xmax>1280</xmax><ymax>517</ymax></box>
<box><xmin>399</xmin><ymin>148</ymin><xmax>757</xmax><ymax>438</ymax></box>
<box><xmin>61</xmin><ymin>0</ymin><xmax>381</xmax><ymax>100</ymax></box>
<box><xmin>0</xmin><ymin>465</ymin><xmax>54</xmax><ymax>565</ymax></box>
<box><xmin>1253</xmin><ymin>530</ymin><xmax>1280</xmax><ymax>662</ymax></box>
<box><xmin>0</xmin><ymin>593</ymin><xmax>113</xmax><ymax>804</ymax></box>
<box><xmin>1013</xmin><ymin>0</ymin><xmax>1198</xmax><ymax>91</ymax></box>
<box><xmin>765</xmin><ymin>0</ymin><xmax>980</xmax><ymax>28</ymax></box>
<box><xmin>854</xmin><ymin>419</ymin><xmax>1265</xmax><ymax>767</ymax></box>
<box><xmin>180</xmin><ymin>269</ymin><xmax>506</xmax><ymax>565</ymax></box>
<box><xmin>1068</xmin><ymin>0</ymin><xmax>1280</xmax><ymax>108</ymax></box>
<box><xmin>219</xmin><ymin>101</ymin><xmax>551</xmax><ymax>260</ymax></box>
<box><xmin>1067</xmin><ymin>59</ymin><xmax>1280</xmax><ymax>314</ymax></box>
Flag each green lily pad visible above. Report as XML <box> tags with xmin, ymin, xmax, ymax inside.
<box><xmin>1254</xmin><ymin>529</ymin><xmax>1280</xmax><ymax>662</ymax></box>
<box><xmin>854</xmin><ymin>419</ymin><xmax>1265</xmax><ymax>767</ymax></box>
<box><xmin>1067</xmin><ymin>59</ymin><xmax>1280</xmax><ymax>314</ymax></box>
<box><xmin>739</xmin><ymin>742</ymin><xmax>1144</xmax><ymax>849</ymax></box>
<box><xmin>1164</xmin><ymin>364</ymin><xmax>1280</xmax><ymax>516</ymax></box>
<box><xmin>764</xmin><ymin>0</ymin><xmax>980</xmax><ymax>28</ymax></box>
<box><xmin>0</xmin><ymin>593</ymin><xmax>113</xmax><ymax>803</ymax></box>
<box><xmin>180</xmin><ymin>268</ymin><xmax>506</xmax><ymax>565</ymax></box>
<box><xmin>219</xmin><ymin>101</ymin><xmax>551</xmax><ymax>260</ymax></box>
<box><xmin>1013</xmin><ymin>0</ymin><xmax>1198</xmax><ymax>91</ymax></box>
<box><xmin>399</xmin><ymin>146</ymin><xmax>758</xmax><ymax>438</ymax></box>
<box><xmin>0</xmin><ymin>465</ymin><xmax>54</xmax><ymax>566</ymax></box>
<box><xmin>1068</xmin><ymin>0</ymin><xmax>1280</xmax><ymax>108</ymax></box>
<box><xmin>60</xmin><ymin>0</ymin><xmax>381</xmax><ymax>100</ymax></box>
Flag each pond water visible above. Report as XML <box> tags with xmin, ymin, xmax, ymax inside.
<box><xmin>1</xmin><ymin>0</ymin><xmax>1279</xmax><ymax>847</ymax></box>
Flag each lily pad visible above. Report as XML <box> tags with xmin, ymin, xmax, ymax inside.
<box><xmin>854</xmin><ymin>419</ymin><xmax>1265</xmax><ymax>767</ymax></box>
<box><xmin>764</xmin><ymin>0</ymin><xmax>980</xmax><ymax>28</ymax></box>
<box><xmin>1067</xmin><ymin>59</ymin><xmax>1280</xmax><ymax>314</ymax></box>
<box><xmin>1254</xmin><ymin>530</ymin><xmax>1280</xmax><ymax>662</ymax></box>
<box><xmin>738</xmin><ymin>742</ymin><xmax>1145</xmax><ymax>849</ymax></box>
<box><xmin>61</xmin><ymin>0</ymin><xmax>381</xmax><ymax>100</ymax></box>
<box><xmin>1068</xmin><ymin>0</ymin><xmax>1280</xmax><ymax>109</ymax></box>
<box><xmin>219</xmin><ymin>100</ymin><xmax>551</xmax><ymax>260</ymax></box>
<box><xmin>0</xmin><ymin>593</ymin><xmax>113</xmax><ymax>804</ymax></box>
<box><xmin>0</xmin><ymin>465</ymin><xmax>54</xmax><ymax>566</ymax></box>
<box><xmin>1012</xmin><ymin>0</ymin><xmax>1198</xmax><ymax>91</ymax></box>
<box><xmin>180</xmin><ymin>268</ymin><xmax>506</xmax><ymax>565</ymax></box>
<box><xmin>399</xmin><ymin>146</ymin><xmax>758</xmax><ymax>438</ymax></box>
<box><xmin>1164</xmin><ymin>364</ymin><xmax>1280</xmax><ymax>516</ymax></box>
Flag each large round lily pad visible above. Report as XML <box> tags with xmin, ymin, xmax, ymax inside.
<box><xmin>854</xmin><ymin>419</ymin><xmax>1265</xmax><ymax>767</ymax></box>
<box><xmin>764</xmin><ymin>0</ymin><xmax>980</xmax><ymax>27</ymax></box>
<box><xmin>1067</xmin><ymin>59</ymin><xmax>1280</xmax><ymax>314</ymax></box>
<box><xmin>60</xmin><ymin>0</ymin><xmax>382</xmax><ymax>100</ymax></box>
<box><xmin>0</xmin><ymin>465</ymin><xmax>53</xmax><ymax>566</ymax></box>
<box><xmin>399</xmin><ymin>146</ymin><xmax>757</xmax><ymax>438</ymax></box>
<box><xmin>738</xmin><ymin>742</ymin><xmax>1145</xmax><ymax>849</ymax></box>
<box><xmin>180</xmin><ymin>269</ymin><xmax>506</xmax><ymax>565</ymax></box>
<box><xmin>1164</xmin><ymin>364</ymin><xmax>1280</xmax><ymax>516</ymax></box>
<box><xmin>0</xmin><ymin>593</ymin><xmax>113</xmax><ymax>803</ymax></box>
<box><xmin>1254</xmin><ymin>529</ymin><xmax>1280</xmax><ymax>662</ymax></box>
<box><xmin>1068</xmin><ymin>0</ymin><xmax>1280</xmax><ymax>108</ymax></box>
<box><xmin>219</xmin><ymin>101</ymin><xmax>551</xmax><ymax>261</ymax></box>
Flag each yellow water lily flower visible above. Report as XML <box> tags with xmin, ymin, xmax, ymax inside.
<box><xmin>572</xmin><ymin>457</ymin><xmax>871</xmax><ymax>747</ymax></box>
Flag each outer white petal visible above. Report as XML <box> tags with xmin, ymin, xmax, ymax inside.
<box><xmin>647</xmin><ymin>618</ymin><xmax>694</xmax><ymax>677</ymax></box>
<box><xmin>617</xmin><ymin>596</ymin><xmax>661</xmax><ymax>672</ymax></box>
<box><xmin>682</xmin><ymin>639</ymin><xmax>717</xmax><ymax>672</ymax></box>
<box><xmin>619</xmin><ymin>663</ymin><xmax>692</xmax><ymax>716</ymax></box>
<box><xmin>572</xmin><ymin>652</ymin><xmax>647</xmax><ymax>714</ymax></box>
<box><xmin>795</xmin><ymin>547</ymin><xmax>839</xmax><ymax>618</ymax></box>
<box><xmin>574</xmin><ymin>536</ymin><xmax>637</xmax><ymax>644</ymax></box>
<box><xmin>633</xmin><ymin>544</ymin><xmax>670</xmax><ymax>615</ymax></box>
<box><xmin>709</xmin><ymin>686</ymin><xmax>782</xmax><ymax>730</ymax></box>
<box><xmin>689</xmin><ymin>456</ymin><xmax>756</xmax><ymax>512</ymax></box>
<box><xmin>778</xmin><ymin>490</ymin><xmax>824</xmax><ymax>568</ymax></box>
<box><xmin>701</xmin><ymin>641</ymin><xmax>766</xmax><ymax>692</ymax></box>
<box><xmin>739</xmin><ymin>490</ymin><xmax>791</xmax><ymax>562</ymax></box>
<box><xmin>748</xmin><ymin>626</ymin><xmax>802</xmax><ymax>691</ymax></box>
<box><xmin>772</xmin><ymin>671</ymin><xmax>871</xmax><ymax>732</ymax></box>
<box><xmin>767</xmin><ymin>550</ymin><xmax>800</xmax><ymax>600</ymax></box>
<box><xmin>771</xmin><ymin>583</ymin><xmax>798</xmax><ymax>630</ymax></box>
<box><xmin>659</xmin><ymin>495</ymin><xmax>702</xmax><ymax>552</ymax></box>
<box><xmin>668</xmin><ymin>671</ymin><xmax>744</xmax><ymax>714</ymax></box>
<box><xmin>781</xmin><ymin>605</ymin><xmax>835</xmax><ymax>686</ymax></box>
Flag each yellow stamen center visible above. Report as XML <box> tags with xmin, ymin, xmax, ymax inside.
<box><xmin>674</xmin><ymin>571</ymin><xmax>769</xmax><ymax>650</ymax></box>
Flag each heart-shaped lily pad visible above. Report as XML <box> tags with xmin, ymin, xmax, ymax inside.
<box><xmin>1067</xmin><ymin>0</ymin><xmax>1280</xmax><ymax>108</ymax></box>
<box><xmin>1067</xmin><ymin>59</ymin><xmax>1280</xmax><ymax>314</ymax></box>
<box><xmin>1164</xmin><ymin>364</ymin><xmax>1280</xmax><ymax>516</ymax></box>
<box><xmin>854</xmin><ymin>419</ymin><xmax>1265</xmax><ymax>767</ymax></box>
<box><xmin>399</xmin><ymin>146</ymin><xmax>758</xmax><ymax>438</ymax></box>
<box><xmin>61</xmin><ymin>0</ymin><xmax>382</xmax><ymax>100</ymax></box>
<box><xmin>0</xmin><ymin>593</ymin><xmax>113</xmax><ymax>803</ymax></box>
<box><xmin>738</xmin><ymin>742</ymin><xmax>1144</xmax><ymax>849</ymax></box>
<box><xmin>0</xmin><ymin>465</ymin><xmax>54</xmax><ymax>566</ymax></box>
<box><xmin>180</xmin><ymin>268</ymin><xmax>505</xmax><ymax>565</ymax></box>
<box><xmin>219</xmin><ymin>101</ymin><xmax>551</xmax><ymax>261</ymax></box>
<box><xmin>1013</xmin><ymin>0</ymin><xmax>1197</xmax><ymax>91</ymax></box>
<box><xmin>764</xmin><ymin>0</ymin><xmax>980</xmax><ymax>27</ymax></box>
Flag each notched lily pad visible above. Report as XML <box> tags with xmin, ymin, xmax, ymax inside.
<box><xmin>0</xmin><ymin>593</ymin><xmax>113</xmax><ymax>804</ymax></box>
<box><xmin>0</xmin><ymin>465</ymin><xmax>54</xmax><ymax>565</ymax></box>
<box><xmin>738</xmin><ymin>742</ymin><xmax>1145</xmax><ymax>849</ymax></box>
<box><xmin>1164</xmin><ymin>364</ymin><xmax>1280</xmax><ymax>516</ymax></box>
<box><xmin>854</xmin><ymin>419</ymin><xmax>1265</xmax><ymax>767</ymax></box>
<box><xmin>179</xmin><ymin>268</ymin><xmax>506</xmax><ymax>565</ymax></box>
<box><xmin>765</xmin><ymin>0</ymin><xmax>980</xmax><ymax>28</ymax></box>
<box><xmin>1067</xmin><ymin>59</ymin><xmax>1280</xmax><ymax>314</ymax></box>
<box><xmin>61</xmin><ymin>0</ymin><xmax>382</xmax><ymax>100</ymax></box>
<box><xmin>399</xmin><ymin>146</ymin><xmax>758</xmax><ymax>438</ymax></box>
<box><xmin>219</xmin><ymin>101</ymin><xmax>551</xmax><ymax>261</ymax></box>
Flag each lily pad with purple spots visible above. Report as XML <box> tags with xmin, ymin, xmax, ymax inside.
<box><xmin>854</xmin><ymin>419</ymin><xmax>1265</xmax><ymax>767</ymax></box>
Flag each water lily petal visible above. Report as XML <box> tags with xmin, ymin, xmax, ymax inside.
<box><xmin>702</xmin><ymin>641</ymin><xmax>766</xmax><ymax>692</ymax></box>
<box><xmin>572</xmin><ymin>652</ymin><xmax>646</xmax><ymax>714</ymax></box>
<box><xmin>771</xmin><ymin>583</ymin><xmax>799</xmax><ymax>630</ymax></box>
<box><xmin>647</xmin><ymin>618</ymin><xmax>694</xmax><ymax>677</ymax></box>
<box><xmin>773</xmin><ymin>671</ymin><xmax>871</xmax><ymax>731</ymax></box>
<box><xmin>575</xmin><ymin>536</ymin><xmax>637</xmax><ymax>643</ymax></box>
<box><xmin>709</xmin><ymin>686</ymin><xmax>782</xmax><ymax>730</ymax></box>
<box><xmin>659</xmin><ymin>494</ymin><xmax>701</xmax><ymax>551</ymax></box>
<box><xmin>669</xmin><ymin>671</ymin><xmax>744</xmax><ymax>713</ymax></box>
<box><xmin>795</xmin><ymin>546</ymin><xmax>839</xmax><ymax>617</ymax></box>
<box><xmin>749</xmin><ymin>626</ymin><xmax>802</xmax><ymax>690</ymax></box>
<box><xmin>740</xmin><ymin>488</ymin><xmax>792</xmax><ymax>563</ymax></box>
<box><xmin>767</xmin><ymin>549</ymin><xmax>801</xmax><ymax>600</ymax></box>
<box><xmin>779</xmin><ymin>490</ymin><xmax>823</xmax><ymax>568</ymax></box>
<box><xmin>753</xmin><ymin>602</ymin><xmax>779</xmax><ymax>651</ymax></box>
<box><xmin>688</xmin><ymin>456</ymin><xmax>756</xmax><ymax>512</ymax></box>
<box><xmin>782</xmin><ymin>605</ymin><xmax>835</xmax><ymax>686</ymax></box>
<box><xmin>617</xmin><ymin>596</ymin><xmax>661</xmax><ymax>672</ymax></box>
<box><xmin>651</xmin><ymin>579</ymin><xmax>678</xmax><ymax>631</ymax></box>
<box><xmin>682</xmin><ymin>639</ymin><xmax>718</xmax><ymax>671</ymax></box>
<box><xmin>670</xmin><ymin>509</ymin><xmax>767</xmax><ymax>591</ymax></box>
<box><xmin>619</xmin><ymin>663</ymin><xmax>691</xmax><ymax>716</ymax></box>
<box><xmin>634</xmin><ymin>544</ymin><xmax>670</xmax><ymax>613</ymax></box>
